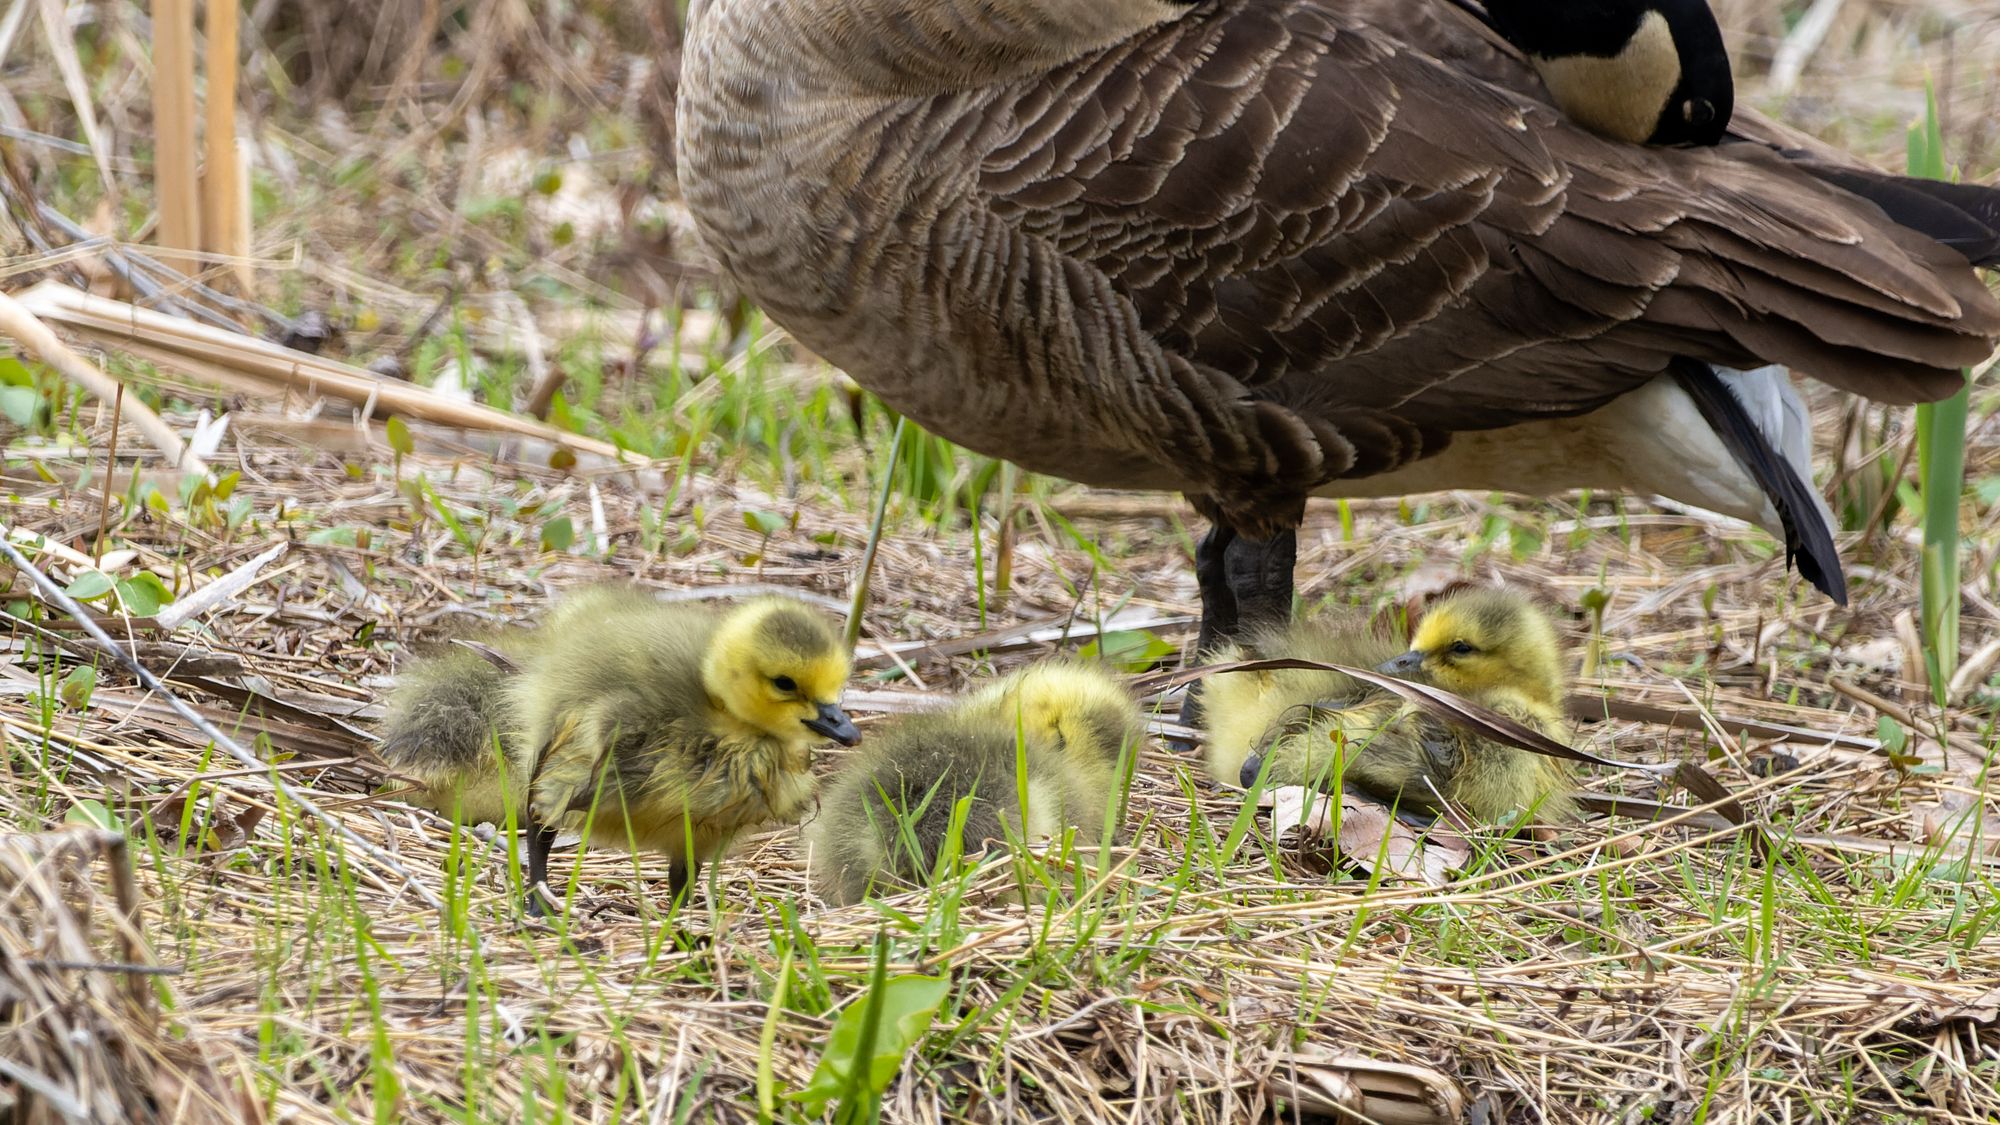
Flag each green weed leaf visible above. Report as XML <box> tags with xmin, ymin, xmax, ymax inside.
<box><xmin>795</xmin><ymin>971</ymin><xmax>950</xmax><ymax>1117</ymax></box>
<box><xmin>116</xmin><ymin>572</ymin><xmax>176</xmax><ymax>616</ymax></box>
<box><xmin>67</xmin><ymin>570</ymin><xmax>115</xmax><ymax>600</ymax></box>
<box><xmin>1078</xmin><ymin>629</ymin><xmax>1177</xmax><ymax>673</ymax></box>
<box><xmin>0</xmin><ymin>384</ymin><xmax>41</xmax><ymax>427</ymax></box>
<box><xmin>65</xmin><ymin>798</ymin><xmax>121</xmax><ymax>831</ymax></box>
<box><xmin>385</xmin><ymin>414</ymin><xmax>414</xmax><ymax>457</ymax></box>
<box><xmin>540</xmin><ymin>516</ymin><xmax>575</xmax><ymax>552</ymax></box>
<box><xmin>744</xmin><ymin>508</ymin><xmax>787</xmax><ymax>538</ymax></box>
<box><xmin>59</xmin><ymin>665</ymin><xmax>96</xmax><ymax>709</ymax></box>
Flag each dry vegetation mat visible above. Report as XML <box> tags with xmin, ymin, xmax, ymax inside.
<box><xmin>1</xmin><ymin>411</ymin><xmax>1995</xmax><ymax>1123</ymax></box>
<box><xmin>1</xmin><ymin>0</ymin><xmax>1999</xmax><ymax>1121</ymax></box>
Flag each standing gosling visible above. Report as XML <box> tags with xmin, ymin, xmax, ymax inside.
<box><xmin>378</xmin><ymin>586</ymin><xmax>858</xmax><ymax>912</ymax></box>
<box><xmin>1203</xmin><ymin>588</ymin><xmax>1575</xmax><ymax>824</ymax></box>
<box><xmin>807</xmin><ymin>661</ymin><xmax>1144</xmax><ymax>906</ymax></box>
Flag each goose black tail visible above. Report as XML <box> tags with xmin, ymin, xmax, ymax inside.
<box><xmin>1669</xmin><ymin>358</ymin><xmax>1848</xmax><ymax>605</ymax></box>
<box><xmin>1789</xmin><ymin>157</ymin><xmax>2000</xmax><ymax>267</ymax></box>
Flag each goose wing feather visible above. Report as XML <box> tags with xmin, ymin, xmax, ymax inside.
<box><xmin>968</xmin><ymin>0</ymin><xmax>1993</xmax><ymax>502</ymax></box>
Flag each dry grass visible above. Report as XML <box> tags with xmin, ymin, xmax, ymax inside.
<box><xmin>0</xmin><ymin>0</ymin><xmax>1998</xmax><ymax>1122</ymax></box>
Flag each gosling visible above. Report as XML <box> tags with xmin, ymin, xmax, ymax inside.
<box><xmin>807</xmin><ymin>661</ymin><xmax>1144</xmax><ymax>906</ymax></box>
<box><xmin>378</xmin><ymin>586</ymin><xmax>858</xmax><ymax>913</ymax></box>
<box><xmin>1203</xmin><ymin>587</ymin><xmax>1576</xmax><ymax>824</ymax></box>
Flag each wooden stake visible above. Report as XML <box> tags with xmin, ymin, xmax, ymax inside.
<box><xmin>200</xmin><ymin>0</ymin><xmax>250</xmax><ymax>293</ymax></box>
<box><xmin>151</xmin><ymin>0</ymin><xmax>200</xmax><ymax>278</ymax></box>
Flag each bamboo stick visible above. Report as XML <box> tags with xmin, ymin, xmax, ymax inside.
<box><xmin>150</xmin><ymin>0</ymin><xmax>200</xmax><ymax>277</ymax></box>
<box><xmin>200</xmin><ymin>0</ymin><xmax>251</xmax><ymax>293</ymax></box>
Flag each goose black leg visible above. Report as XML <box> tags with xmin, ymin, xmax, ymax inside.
<box><xmin>1191</xmin><ymin>523</ymin><xmax>1240</xmax><ymax>657</ymax></box>
<box><xmin>1180</xmin><ymin>524</ymin><xmax>1239</xmax><ymax>732</ymax></box>
<box><xmin>523</xmin><ymin>822</ymin><xmax>558</xmax><ymax>918</ymax></box>
<box><xmin>1224</xmin><ymin>528</ymin><xmax>1297</xmax><ymax>635</ymax></box>
<box><xmin>666</xmin><ymin>855</ymin><xmax>698</xmax><ymax>908</ymax></box>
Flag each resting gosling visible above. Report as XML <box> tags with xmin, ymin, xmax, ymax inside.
<box><xmin>378</xmin><ymin>587</ymin><xmax>859</xmax><ymax>912</ymax></box>
<box><xmin>807</xmin><ymin>661</ymin><xmax>1144</xmax><ymax>906</ymax></box>
<box><xmin>1204</xmin><ymin>588</ymin><xmax>1575</xmax><ymax>824</ymax></box>
<box><xmin>1483</xmin><ymin>0</ymin><xmax>1733</xmax><ymax>146</ymax></box>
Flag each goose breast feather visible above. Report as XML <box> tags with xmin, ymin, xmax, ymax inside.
<box><xmin>678</xmin><ymin>0</ymin><xmax>1999</xmax><ymax>537</ymax></box>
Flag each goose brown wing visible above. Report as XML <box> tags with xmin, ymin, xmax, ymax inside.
<box><xmin>977</xmin><ymin>0</ymin><xmax>1997</xmax><ymax>487</ymax></box>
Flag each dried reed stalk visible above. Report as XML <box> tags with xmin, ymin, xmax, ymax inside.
<box><xmin>0</xmin><ymin>288</ymin><xmax>205</xmax><ymax>473</ymax></box>
<box><xmin>200</xmin><ymin>0</ymin><xmax>252</xmax><ymax>293</ymax></box>
<box><xmin>13</xmin><ymin>281</ymin><xmax>639</xmax><ymax>466</ymax></box>
<box><xmin>150</xmin><ymin>0</ymin><xmax>201</xmax><ymax>278</ymax></box>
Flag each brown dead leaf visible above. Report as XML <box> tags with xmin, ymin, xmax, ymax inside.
<box><xmin>1891</xmin><ymin>986</ymin><xmax>2000</xmax><ymax>1035</ymax></box>
<box><xmin>1261</xmin><ymin>1045</ymin><xmax>1466</xmax><ymax>1125</ymax></box>
<box><xmin>1917</xmin><ymin>795</ymin><xmax>2000</xmax><ymax>856</ymax></box>
<box><xmin>1257</xmin><ymin>785</ymin><xmax>1469</xmax><ymax>887</ymax></box>
<box><xmin>148</xmin><ymin>796</ymin><xmax>268</xmax><ymax>855</ymax></box>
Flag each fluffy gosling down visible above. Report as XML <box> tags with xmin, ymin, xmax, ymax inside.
<box><xmin>1203</xmin><ymin>588</ymin><xmax>1575</xmax><ymax>825</ymax></box>
<box><xmin>807</xmin><ymin>662</ymin><xmax>1145</xmax><ymax>906</ymax></box>
<box><xmin>377</xmin><ymin>587</ymin><xmax>858</xmax><ymax>912</ymax></box>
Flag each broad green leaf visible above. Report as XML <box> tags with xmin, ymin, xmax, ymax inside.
<box><xmin>65</xmin><ymin>798</ymin><xmax>120</xmax><ymax>831</ymax></box>
<box><xmin>743</xmin><ymin>508</ymin><xmax>787</xmax><ymax>538</ymax></box>
<box><xmin>540</xmin><ymin>516</ymin><xmax>575</xmax><ymax>552</ymax></box>
<box><xmin>385</xmin><ymin>414</ymin><xmax>414</xmax><ymax>457</ymax></box>
<box><xmin>0</xmin><ymin>356</ymin><xmax>35</xmax><ymax>386</ymax></box>
<box><xmin>794</xmin><ymin>973</ymin><xmax>950</xmax><ymax>1115</ymax></box>
<box><xmin>67</xmin><ymin>570</ymin><xmax>115</xmax><ymax>600</ymax></box>
<box><xmin>59</xmin><ymin>665</ymin><xmax>96</xmax><ymax>709</ymax></box>
<box><xmin>0</xmin><ymin>385</ymin><xmax>41</xmax><ymax>427</ymax></box>
<box><xmin>116</xmin><ymin>572</ymin><xmax>175</xmax><ymax>616</ymax></box>
<box><xmin>1877</xmin><ymin>715</ymin><xmax>1908</xmax><ymax>756</ymax></box>
<box><xmin>1078</xmin><ymin>629</ymin><xmax>1177</xmax><ymax>673</ymax></box>
<box><xmin>306</xmin><ymin>526</ymin><xmax>362</xmax><ymax>546</ymax></box>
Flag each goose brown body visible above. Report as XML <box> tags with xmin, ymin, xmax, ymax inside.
<box><xmin>677</xmin><ymin>0</ymin><xmax>1999</xmax><ymax>552</ymax></box>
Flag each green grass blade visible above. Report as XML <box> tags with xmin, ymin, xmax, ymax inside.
<box><xmin>1908</xmin><ymin>81</ymin><xmax>1969</xmax><ymax>704</ymax></box>
<box><xmin>846</xmin><ymin>415</ymin><xmax>909</xmax><ymax>656</ymax></box>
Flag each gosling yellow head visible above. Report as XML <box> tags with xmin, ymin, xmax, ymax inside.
<box><xmin>1378</xmin><ymin>588</ymin><xmax>1565</xmax><ymax>711</ymax></box>
<box><xmin>701</xmin><ymin>599</ymin><xmax>859</xmax><ymax>747</ymax></box>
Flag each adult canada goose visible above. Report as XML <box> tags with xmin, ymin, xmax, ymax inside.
<box><xmin>378</xmin><ymin>587</ymin><xmax>858</xmax><ymax>914</ymax></box>
<box><xmin>807</xmin><ymin>661</ymin><xmax>1143</xmax><ymax>905</ymax></box>
<box><xmin>1211</xmin><ymin>587</ymin><xmax>1575</xmax><ymax>823</ymax></box>
<box><xmin>676</xmin><ymin>0</ymin><xmax>2000</xmax><ymax>668</ymax></box>
<box><xmin>1475</xmin><ymin>0</ymin><xmax>1732</xmax><ymax>146</ymax></box>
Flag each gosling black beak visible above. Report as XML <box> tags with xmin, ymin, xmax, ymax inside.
<box><xmin>804</xmin><ymin>702</ymin><xmax>860</xmax><ymax>746</ymax></box>
<box><xmin>1377</xmin><ymin>650</ymin><xmax>1425</xmax><ymax>676</ymax></box>
<box><xmin>1238</xmin><ymin>754</ymin><xmax>1264</xmax><ymax>790</ymax></box>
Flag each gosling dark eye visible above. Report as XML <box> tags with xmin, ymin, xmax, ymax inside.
<box><xmin>772</xmin><ymin>675</ymin><xmax>798</xmax><ymax>693</ymax></box>
<box><xmin>1449</xmin><ymin>641</ymin><xmax>1476</xmax><ymax>656</ymax></box>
